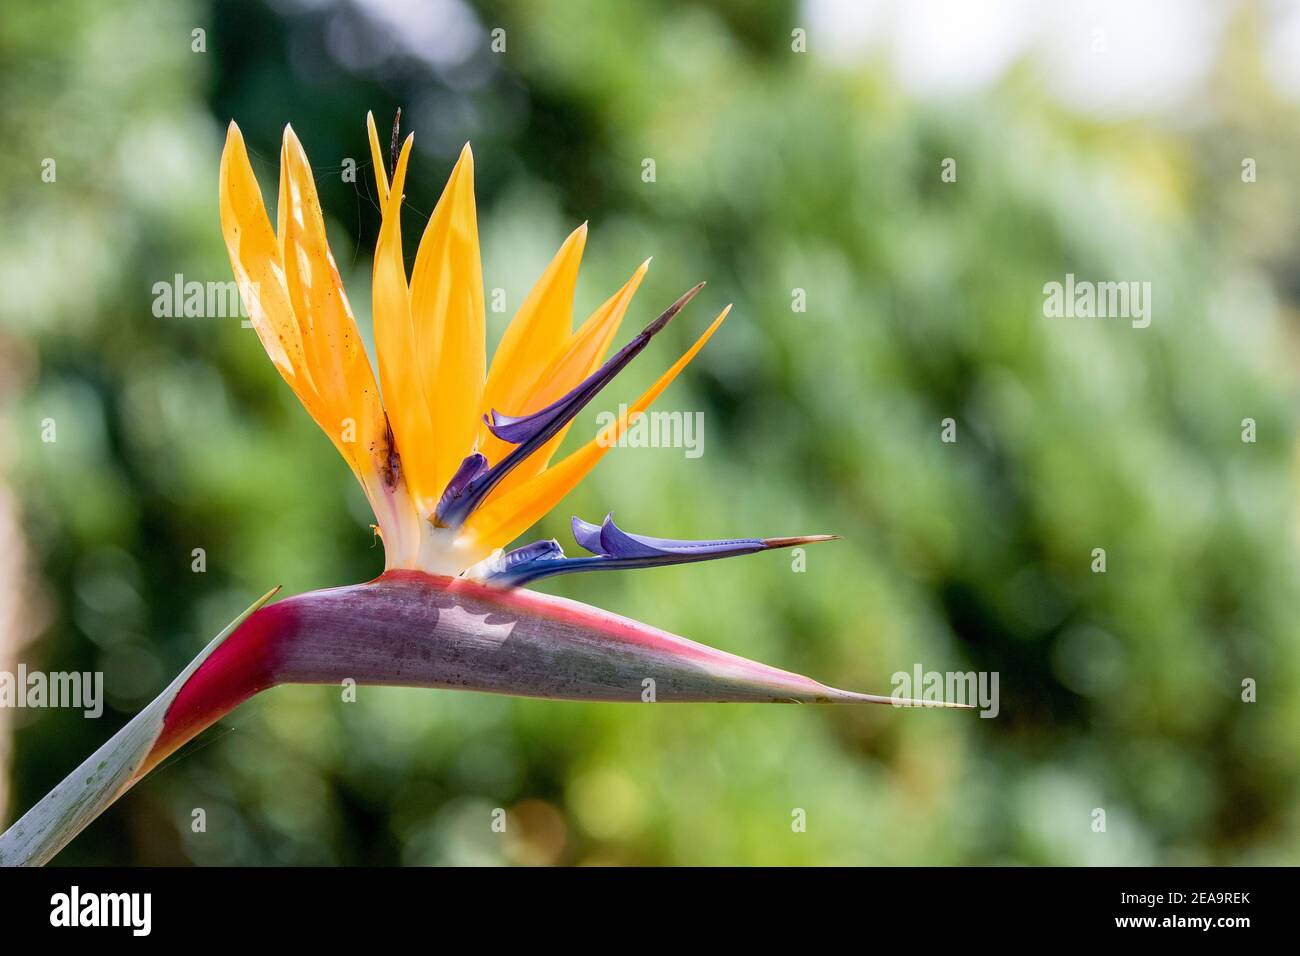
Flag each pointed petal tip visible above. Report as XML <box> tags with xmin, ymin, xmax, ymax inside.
<box><xmin>384</xmin><ymin>135</ymin><xmax>415</xmax><ymax>201</ymax></box>
<box><xmin>282</xmin><ymin>125</ymin><xmax>307</xmax><ymax>161</ymax></box>
<box><xmin>762</xmin><ymin>534</ymin><xmax>841</xmax><ymax>548</ymax></box>
<box><xmin>814</xmin><ymin>687</ymin><xmax>975</xmax><ymax>708</ymax></box>
<box><xmin>562</xmin><ymin>221</ymin><xmax>589</xmax><ymax>248</ymax></box>
<box><xmin>223</xmin><ymin>122</ymin><xmax>247</xmax><ymax>158</ymax></box>
<box><xmin>250</xmin><ymin>584</ymin><xmax>283</xmax><ymax>608</ymax></box>
<box><xmin>643</xmin><ymin>281</ymin><xmax>706</xmax><ymax>337</ymax></box>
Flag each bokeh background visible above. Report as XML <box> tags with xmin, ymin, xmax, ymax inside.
<box><xmin>3</xmin><ymin>0</ymin><xmax>1300</xmax><ymax>865</ymax></box>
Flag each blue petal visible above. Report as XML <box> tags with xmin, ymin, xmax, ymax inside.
<box><xmin>433</xmin><ymin>453</ymin><xmax>489</xmax><ymax>525</ymax></box>
<box><xmin>434</xmin><ymin>283</ymin><xmax>705</xmax><ymax>529</ymax></box>
<box><xmin>570</xmin><ymin>516</ymin><xmax>607</xmax><ymax>555</ymax></box>
<box><xmin>596</xmin><ymin>513</ymin><xmax>765</xmax><ymax>558</ymax></box>
<box><xmin>483</xmin><ymin>515</ymin><xmax>837</xmax><ymax>588</ymax></box>
<box><xmin>501</xmin><ymin>538</ymin><xmax>566</xmax><ymax>571</ymax></box>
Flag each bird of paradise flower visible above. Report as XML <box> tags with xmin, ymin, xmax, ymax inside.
<box><xmin>0</xmin><ymin>114</ymin><xmax>964</xmax><ymax>867</ymax></box>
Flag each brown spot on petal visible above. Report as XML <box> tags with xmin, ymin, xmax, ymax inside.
<box><xmin>378</xmin><ymin>416</ymin><xmax>402</xmax><ymax>490</ymax></box>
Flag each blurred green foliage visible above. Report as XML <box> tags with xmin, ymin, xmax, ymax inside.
<box><xmin>1</xmin><ymin>0</ymin><xmax>1298</xmax><ymax>865</ymax></box>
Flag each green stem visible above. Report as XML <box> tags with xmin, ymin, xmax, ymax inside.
<box><xmin>0</xmin><ymin>588</ymin><xmax>278</xmax><ymax>867</ymax></box>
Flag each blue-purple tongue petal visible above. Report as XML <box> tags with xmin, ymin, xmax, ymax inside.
<box><xmin>482</xmin><ymin>282</ymin><xmax>704</xmax><ymax>448</ymax></box>
<box><xmin>486</xmin><ymin>515</ymin><xmax>839</xmax><ymax>587</ymax></box>
<box><xmin>502</xmin><ymin>538</ymin><xmax>566</xmax><ymax>570</ymax></box>
<box><xmin>481</xmin><ymin>409</ymin><xmax>537</xmax><ymax>444</ymax></box>
<box><xmin>597</xmin><ymin>513</ymin><xmax>766</xmax><ymax>558</ymax></box>
<box><xmin>570</xmin><ymin>516</ymin><xmax>607</xmax><ymax>555</ymax></box>
<box><xmin>571</xmin><ymin>514</ymin><xmax>767</xmax><ymax>558</ymax></box>
<box><xmin>434</xmin><ymin>452</ymin><xmax>489</xmax><ymax>524</ymax></box>
<box><xmin>434</xmin><ymin>283</ymin><xmax>705</xmax><ymax>529</ymax></box>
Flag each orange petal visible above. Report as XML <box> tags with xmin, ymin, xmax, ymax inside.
<box><xmin>373</xmin><ymin>133</ymin><xmax>439</xmax><ymax>503</ymax></box>
<box><xmin>365</xmin><ymin>111</ymin><xmax>391</xmax><ymax>210</ymax></box>
<box><xmin>218</xmin><ymin>122</ymin><xmax>315</xmax><ymax>405</ymax></box>
<box><xmin>464</xmin><ymin>305</ymin><xmax>730</xmax><ymax>553</ymax></box>
<box><xmin>275</xmin><ymin>136</ymin><xmax>289</xmax><ymax>265</ymax></box>
<box><xmin>279</xmin><ymin>125</ymin><xmax>389</xmax><ymax>485</ymax></box>
<box><xmin>479</xmin><ymin>222</ymin><xmax>588</xmax><ymax>443</ymax></box>
<box><xmin>478</xmin><ymin>259</ymin><xmax>650</xmax><ymax>492</ymax></box>
<box><xmin>409</xmin><ymin>143</ymin><xmax>486</xmax><ymax>497</ymax></box>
